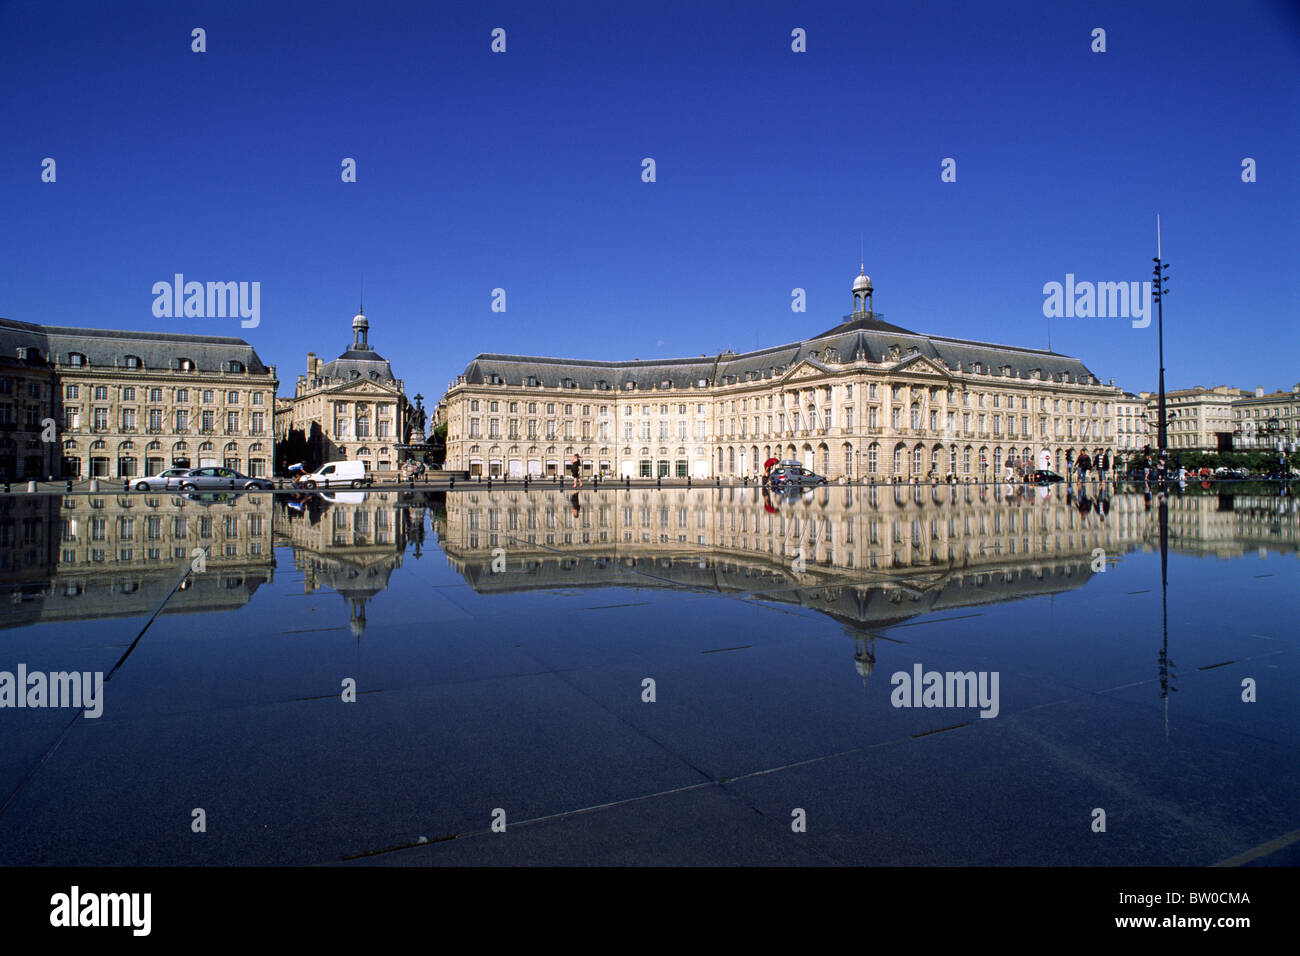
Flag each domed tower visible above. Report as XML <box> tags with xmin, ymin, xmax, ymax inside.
<box><xmin>852</xmin><ymin>266</ymin><xmax>873</xmax><ymax>316</ymax></box>
<box><xmin>351</xmin><ymin>309</ymin><xmax>370</xmax><ymax>351</ymax></box>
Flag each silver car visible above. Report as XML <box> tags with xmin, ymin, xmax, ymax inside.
<box><xmin>179</xmin><ymin>466</ymin><xmax>275</xmax><ymax>492</ymax></box>
<box><xmin>132</xmin><ymin>467</ymin><xmax>194</xmax><ymax>492</ymax></box>
<box><xmin>768</xmin><ymin>460</ymin><xmax>828</xmax><ymax>490</ymax></box>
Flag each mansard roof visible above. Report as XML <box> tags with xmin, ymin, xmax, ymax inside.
<box><xmin>460</xmin><ymin>311</ymin><xmax>1103</xmax><ymax>389</ymax></box>
<box><xmin>0</xmin><ymin>317</ymin><xmax>271</xmax><ymax>374</ymax></box>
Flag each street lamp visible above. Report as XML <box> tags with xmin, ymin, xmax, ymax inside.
<box><xmin>1152</xmin><ymin>217</ymin><xmax>1171</xmax><ymax>477</ymax></box>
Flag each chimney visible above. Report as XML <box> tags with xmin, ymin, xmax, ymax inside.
<box><xmin>1256</xmin><ymin>387</ymin><xmax>1265</xmax><ymax>398</ymax></box>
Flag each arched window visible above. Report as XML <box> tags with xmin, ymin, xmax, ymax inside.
<box><xmin>910</xmin><ymin>402</ymin><xmax>922</xmax><ymax>429</ymax></box>
<box><xmin>867</xmin><ymin>443</ymin><xmax>878</xmax><ymax>475</ymax></box>
<box><xmin>912</xmin><ymin>444</ymin><xmax>923</xmax><ymax>474</ymax></box>
<box><xmin>893</xmin><ymin>443</ymin><xmax>904</xmax><ymax>475</ymax></box>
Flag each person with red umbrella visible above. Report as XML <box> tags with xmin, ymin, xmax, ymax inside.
<box><xmin>762</xmin><ymin>456</ymin><xmax>779</xmax><ymax>488</ymax></box>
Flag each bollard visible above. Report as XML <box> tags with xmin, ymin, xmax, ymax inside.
<box><xmin>123</xmin><ymin>480</ymin><xmax>129</xmax><ymax>494</ymax></box>
<box><xmin>89</xmin><ymin>478</ymin><xmax>99</xmax><ymax>493</ymax></box>
<box><xmin>687</xmin><ymin>475</ymin><xmax>691</xmax><ymax>488</ymax></box>
<box><xmin>449</xmin><ymin>476</ymin><xmax>455</xmax><ymax>489</ymax></box>
<box><xmin>487</xmin><ymin>477</ymin><xmax>492</xmax><ymax>490</ymax></box>
<box><xmin>27</xmin><ymin>480</ymin><xmax>37</xmax><ymax>493</ymax></box>
<box><xmin>656</xmin><ymin>476</ymin><xmax>661</xmax><ymax>489</ymax></box>
<box><xmin>66</xmin><ymin>478</ymin><xmax>73</xmax><ymax>493</ymax></box>
<box><xmin>715</xmin><ymin>476</ymin><xmax>720</xmax><ymax>487</ymax></box>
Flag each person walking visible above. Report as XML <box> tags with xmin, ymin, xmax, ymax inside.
<box><xmin>1076</xmin><ymin>450</ymin><xmax>1091</xmax><ymax>485</ymax></box>
<box><xmin>569</xmin><ymin>453</ymin><xmax>583</xmax><ymax>489</ymax></box>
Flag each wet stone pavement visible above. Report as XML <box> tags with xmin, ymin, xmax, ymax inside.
<box><xmin>0</xmin><ymin>482</ymin><xmax>1296</xmax><ymax>865</ymax></box>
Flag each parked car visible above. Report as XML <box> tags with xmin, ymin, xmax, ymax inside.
<box><xmin>1032</xmin><ymin>470</ymin><xmax>1065</xmax><ymax>484</ymax></box>
<box><xmin>133</xmin><ymin>467</ymin><xmax>194</xmax><ymax>492</ymax></box>
<box><xmin>299</xmin><ymin>460</ymin><xmax>371</xmax><ymax>489</ymax></box>
<box><xmin>179</xmin><ymin>467</ymin><xmax>275</xmax><ymax>492</ymax></box>
<box><xmin>768</xmin><ymin>460</ymin><xmax>828</xmax><ymax>490</ymax></box>
<box><xmin>1214</xmin><ymin>466</ymin><xmax>1248</xmax><ymax>479</ymax></box>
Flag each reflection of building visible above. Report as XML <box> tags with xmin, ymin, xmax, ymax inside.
<box><xmin>1232</xmin><ymin>384</ymin><xmax>1300</xmax><ymax>453</ymax></box>
<box><xmin>274</xmin><ymin>310</ymin><xmax>414</xmax><ymax>477</ymax></box>
<box><xmin>0</xmin><ymin>491</ymin><xmax>274</xmax><ymax>628</ymax></box>
<box><xmin>438</xmin><ymin>485</ymin><xmax>1149</xmax><ymax>681</ymax></box>
<box><xmin>272</xmin><ymin>491</ymin><xmax>419</xmax><ymax>638</ymax></box>
<box><xmin>0</xmin><ymin>319</ymin><xmax>277</xmax><ymax>480</ymax></box>
<box><xmin>435</xmin><ymin>485</ymin><xmax>1297</xmax><ymax>681</ymax></box>
<box><xmin>441</xmin><ymin>270</ymin><xmax>1122</xmax><ymax>481</ymax></box>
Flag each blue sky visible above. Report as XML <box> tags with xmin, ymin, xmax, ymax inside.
<box><xmin>2</xmin><ymin>0</ymin><xmax>1297</xmax><ymax>405</ymax></box>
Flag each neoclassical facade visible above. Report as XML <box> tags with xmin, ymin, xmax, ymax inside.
<box><xmin>1232</xmin><ymin>384</ymin><xmax>1300</xmax><ymax>453</ymax></box>
<box><xmin>442</xmin><ymin>271</ymin><xmax>1123</xmax><ymax>480</ymax></box>
<box><xmin>274</xmin><ymin>310</ymin><xmax>414</xmax><ymax>475</ymax></box>
<box><xmin>0</xmin><ymin>318</ymin><xmax>277</xmax><ymax>480</ymax></box>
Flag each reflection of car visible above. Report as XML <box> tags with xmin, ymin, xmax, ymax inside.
<box><xmin>1032</xmin><ymin>470</ymin><xmax>1065</xmax><ymax>484</ymax></box>
<box><xmin>1214</xmin><ymin>466</ymin><xmax>1247</xmax><ymax>479</ymax></box>
<box><xmin>133</xmin><ymin>467</ymin><xmax>194</xmax><ymax>491</ymax></box>
<box><xmin>182</xmin><ymin>491</ymin><xmax>245</xmax><ymax>506</ymax></box>
<box><xmin>768</xmin><ymin>461</ymin><xmax>828</xmax><ymax>489</ymax></box>
<box><xmin>179</xmin><ymin>467</ymin><xmax>275</xmax><ymax>491</ymax></box>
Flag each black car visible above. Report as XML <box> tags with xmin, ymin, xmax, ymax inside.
<box><xmin>1032</xmin><ymin>470</ymin><xmax>1065</xmax><ymax>484</ymax></box>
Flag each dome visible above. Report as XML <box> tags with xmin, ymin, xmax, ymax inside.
<box><xmin>352</xmin><ymin>311</ymin><xmax>368</xmax><ymax>330</ymax></box>
<box><xmin>853</xmin><ymin>270</ymin><xmax>872</xmax><ymax>293</ymax></box>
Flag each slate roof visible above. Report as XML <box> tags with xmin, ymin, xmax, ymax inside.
<box><xmin>315</xmin><ymin>344</ymin><xmax>397</xmax><ymax>385</ymax></box>
<box><xmin>0</xmin><ymin>317</ymin><xmax>271</xmax><ymax>374</ymax></box>
<box><xmin>460</xmin><ymin>311</ymin><xmax>1103</xmax><ymax>390</ymax></box>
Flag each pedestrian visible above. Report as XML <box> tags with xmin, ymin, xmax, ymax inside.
<box><xmin>569</xmin><ymin>453</ymin><xmax>583</xmax><ymax>489</ymax></box>
<box><xmin>1096</xmin><ymin>450</ymin><xmax>1108</xmax><ymax>483</ymax></box>
<box><xmin>1077</xmin><ymin>450</ymin><xmax>1091</xmax><ymax>484</ymax></box>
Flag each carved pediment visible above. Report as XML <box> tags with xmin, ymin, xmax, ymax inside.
<box><xmin>893</xmin><ymin>354</ymin><xmax>950</xmax><ymax>378</ymax></box>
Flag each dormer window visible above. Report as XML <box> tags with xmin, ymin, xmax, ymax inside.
<box><xmin>228</xmin><ymin>360</ymin><xmax>245</xmax><ymax>373</ymax></box>
<box><xmin>68</xmin><ymin>352</ymin><xmax>85</xmax><ymax>367</ymax></box>
<box><xmin>625</xmin><ymin>382</ymin><xmax>635</xmax><ymax>390</ymax></box>
<box><xmin>661</xmin><ymin>380</ymin><xmax>671</xmax><ymax>389</ymax></box>
<box><xmin>526</xmin><ymin>376</ymin><xmax>539</xmax><ymax>387</ymax></box>
<box><xmin>178</xmin><ymin>358</ymin><xmax>195</xmax><ymax>371</ymax></box>
<box><xmin>351</xmin><ymin>370</ymin><xmax>361</xmax><ymax>380</ymax></box>
<box><xmin>123</xmin><ymin>355</ymin><xmax>141</xmax><ymax>369</ymax></box>
<box><xmin>972</xmin><ymin>362</ymin><xmax>982</xmax><ymax>374</ymax></box>
<box><xmin>697</xmin><ymin>378</ymin><xmax>707</xmax><ymax>387</ymax></box>
<box><xmin>1002</xmin><ymin>365</ymin><xmax>1011</xmax><ymax>376</ymax></box>
<box><xmin>563</xmin><ymin>378</ymin><xmax>575</xmax><ymax>388</ymax></box>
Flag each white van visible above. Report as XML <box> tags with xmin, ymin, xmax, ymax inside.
<box><xmin>300</xmin><ymin>460</ymin><xmax>370</xmax><ymax>488</ymax></box>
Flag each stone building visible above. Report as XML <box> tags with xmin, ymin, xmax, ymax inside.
<box><xmin>1149</xmin><ymin>385</ymin><xmax>1248</xmax><ymax>452</ymax></box>
<box><xmin>441</xmin><ymin>271</ymin><xmax>1122</xmax><ymax>480</ymax></box>
<box><xmin>274</xmin><ymin>309</ymin><xmax>414</xmax><ymax>477</ymax></box>
<box><xmin>1113</xmin><ymin>391</ymin><xmax>1151</xmax><ymax>456</ymax></box>
<box><xmin>0</xmin><ymin>318</ymin><xmax>276</xmax><ymax>480</ymax></box>
<box><xmin>1232</xmin><ymin>384</ymin><xmax>1300</xmax><ymax>453</ymax></box>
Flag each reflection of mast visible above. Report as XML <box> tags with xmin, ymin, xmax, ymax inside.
<box><xmin>1157</xmin><ymin>494</ymin><xmax>1176</xmax><ymax>739</ymax></box>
